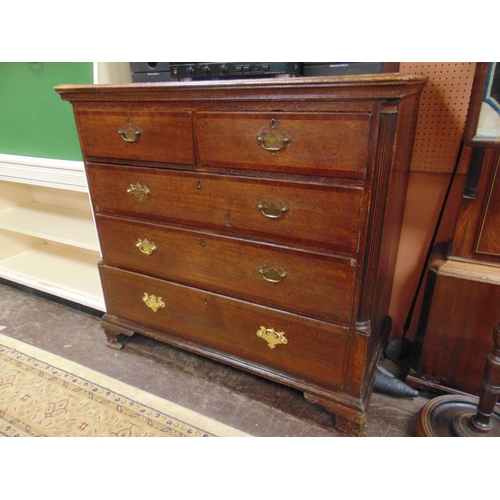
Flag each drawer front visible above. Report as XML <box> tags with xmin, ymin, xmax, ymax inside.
<box><xmin>74</xmin><ymin>108</ymin><xmax>194</xmax><ymax>165</ymax></box>
<box><xmin>87</xmin><ymin>163</ymin><xmax>364</xmax><ymax>253</ymax></box>
<box><xmin>96</xmin><ymin>215</ymin><xmax>356</xmax><ymax>324</ymax></box>
<box><xmin>195</xmin><ymin>112</ymin><xmax>372</xmax><ymax>178</ymax></box>
<box><xmin>100</xmin><ymin>265</ymin><xmax>348</xmax><ymax>389</ymax></box>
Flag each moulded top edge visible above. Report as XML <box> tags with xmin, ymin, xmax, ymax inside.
<box><xmin>55</xmin><ymin>74</ymin><xmax>428</xmax><ymax>101</ymax></box>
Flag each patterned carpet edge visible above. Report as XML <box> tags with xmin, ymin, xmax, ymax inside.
<box><xmin>0</xmin><ymin>332</ymin><xmax>251</xmax><ymax>437</ymax></box>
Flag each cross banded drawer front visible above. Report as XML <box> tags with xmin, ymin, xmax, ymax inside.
<box><xmin>195</xmin><ymin>112</ymin><xmax>372</xmax><ymax>178</ymax></box>
<box><xmin>87</xmin><ymin>163</ymin><xmax>364</xmax><ymax>253</ymax></box>
<box><xmin>99</xmin><ymin>265</ymin><xmax>348</xmax><ymax>390</ymax></box>
<box><xmin>74</xmin><ymin>108</ymin><xmax>194</xmax><ymax>165</ymax></box>
<box><xmin>96</xmin><ymin>215</ymin><xmax>357</xmax><ymax>324</ymax></box>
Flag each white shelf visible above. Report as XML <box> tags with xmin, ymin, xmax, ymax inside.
<box><xmin>0</xmin><ymin>176</ymin><xmax>103</xmax><ymax>311</ymax></box>
<box><xmin>0</xmin><ymin>243</ymin><xmax>105</xmax><ymax>311</ymax></box>
<box><xmin>0</xmin><ymin>153</ymin><xmax>87</xmax><ymax>192</ymax></box>
<box><xmin>0</xmin><ymin>201</ymin><xmax>99</xmax><ymax>251</ymax></box>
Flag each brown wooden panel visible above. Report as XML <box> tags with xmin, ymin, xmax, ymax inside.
<box><xmin>87</xmin><ymin>163</ymin><xmax>364</xmax><ymax>253</ymax></box>
<box><xmin>74</xmin><ymin>107</ymin><xmax>194</xmax><ymax>165</ymax></box>
<box><xmin>411</xmin><ymin>256</ymin><xmax>500</xmax><ymax>396</ymax></box>
<box><xmin>195</xmin><ymin>112</ymin><xmax>372</xmax><ymax>178</ymax></box>
<box><xmin>96</xmin><ymin>215</ymin><xmax>357</xmax><ymax>324</ymax></box>
<box><xmin>451</xmin><ymin>148</ymin><xmax>500</xmax><ymax>264</ymax></box>
<box><xmin>99</xmin><ymin>265</ymin><xmax>348</xmax><ymax>389</ymax></box>
<box><xmin>476</xmin><ymin>159</ymin><xmax>500</xmax><ymax>257</ymax></box>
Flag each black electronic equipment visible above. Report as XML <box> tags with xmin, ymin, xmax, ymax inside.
<box><xmin>129</xmin><ymin>62</ymin><xmax>398</xmax><ymax>83</ymax></box>
<box><xmin>302</xmin><ymin>62</ymin><xmax>399</xmax><ymax>76</ymax></box>
<box><xmin>130</xmin><ymin>62</ymin><xmax>173</xmax><ymax>82</ymax></box>
<box><xmin>169</xmin><ymin>62</ymin><xmax>301</xmax><ymax>80</ymax></box>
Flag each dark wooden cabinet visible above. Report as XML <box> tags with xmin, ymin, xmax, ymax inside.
<box><xmin>56</xmin><ymin>75</ymin><xmax>426</xmax><ymax>436</ymax></box>
<box><xmin>408</xmin><ymin>147</ymin><xmax>500</xmax><ymax>397</ymax></box>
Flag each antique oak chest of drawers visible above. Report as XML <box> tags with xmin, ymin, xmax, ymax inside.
<box><xmin>56</xmin><ymin>75</ymin><xmax>426</xmax><ymax>436</ymax></box>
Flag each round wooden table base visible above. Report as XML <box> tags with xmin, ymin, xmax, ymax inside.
<box><xmin>416</xmin><ymin>323</ymin><xmax>500</xmax><ymax>437</ymax></box>
<box><xmin>416</xmin><ymin>394</ymin><xmax>500</xmax><ymax>437</ymax></box>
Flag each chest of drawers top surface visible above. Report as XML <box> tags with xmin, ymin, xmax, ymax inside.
<box><xmin>56</xmin><ymin>73</ymin><xmax>427</xmax><ymax>101</ymax></box>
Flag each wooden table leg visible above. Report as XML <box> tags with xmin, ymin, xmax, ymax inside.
<box><xmin>416</xmin><ymin>324</ymin><xmax>500</xmax><ymax>437</ymax></box>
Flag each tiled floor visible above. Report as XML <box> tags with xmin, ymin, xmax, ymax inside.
<box><xmin>0</xmin><ymin>280</ymin><xmax>434</xmax><ymax>437</ymax></box>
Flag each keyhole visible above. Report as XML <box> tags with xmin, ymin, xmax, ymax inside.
<box><xmin>200</xmin><ymin>238</ymin><xmax>205</xmax><ymax>247</ymax></box>
<box><xmin>197</xmin><ymin>180</ymin><xmax>202</xmax><ymax>190</ymax></box>
<box><xmin>271</xmin><ymin>118</ymin><xmax>277</xmax><ymax>129</ymax></box>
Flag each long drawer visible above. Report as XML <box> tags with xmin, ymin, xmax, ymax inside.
<box><xmin>87</xmin><ymin>163</ymin><xmax>364</xmax><ymax>253</ymax></box>
<box><xmin>96</xmin><ymin>214</ymin><xmax>357</xmax><ymax>324</ymax></box>
<box><xmin>99</xmin><ymin>264</ymin><xmax>348</xmax><ymax>389</ymax></box>
<box><xmin>74</xmin><ymin>107</ymin><xmax>194</xmax><ymax>165</ymax></box>
<box><xmin>195</xmin><ymin>111</ymin><xmax>372</xmax><ymax>178</ymax></box>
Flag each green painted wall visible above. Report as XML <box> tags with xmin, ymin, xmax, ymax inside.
<box><xmin>0</xmin><ymin>62</ymin><xmax>93</xmax><ymax>161</ymax></box>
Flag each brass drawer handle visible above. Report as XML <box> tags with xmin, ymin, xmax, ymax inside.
<box><xmin>259</xmin><ymin>266</ymin><xmax>287</xmax><ymax>283</ymax></box>
<box><xmin>257</xmin><ymin>131</ymin><xmax>291</xmax><ymax>153</ymax></box>
<box><xmin>127</xmin><ymin>183</ymin><xmax>150</xmax><ymax>201</ymax></box>
<box><xmin>119</xmin><ymin>116</ymin><xmax>142</xmax><ymax>144</ymax></box>
<box><xmin>142</xmin><ymin>293</ymin><xmax>165</xmax><ymax>312</ymax></box>
<box><xmin>256</xmin><ymin>326</ymin><xmax>288</xmax><ymax>349</ymax></box>
<box><xmin>257</xmin><ymin>201</ymin><xmax>289</xmax><ymax>219</ymax></box>
<box><xmin>136</xmin><ymin>238</ymin><xmax>157</xmax><ymax>256</ymax></box>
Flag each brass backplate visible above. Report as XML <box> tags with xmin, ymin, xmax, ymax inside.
<box><xmin>256</xmin><ymin>326</ymin><xmax>288</xmax><ymax>349</ymax></box>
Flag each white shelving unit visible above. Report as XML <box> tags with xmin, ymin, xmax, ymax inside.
<box><xmin>0</xmin><ymin>178</ymin><xmax>104</xmax><ymax>310</ymax></box>
<box><xmin>0</xmin><ymin>63</ymin><xmax>132</xmax><ymax>311</ymax></box>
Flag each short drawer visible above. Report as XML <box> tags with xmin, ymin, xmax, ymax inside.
<box><xmin>87</xmin><ymin>163</ymin><xmax>364</xmax><ymax>253</ymax></box>
<box><xmin>99</xmin><ymin>265</ymin><xmax>348</xmax><ymax>390</ymax></box>
<box><xmin>96</xmin><ymin>215</ymin><xmax>357</xmax><ymax>324</ymax></box>
<box><xmin>74</xmin><ymin>107</ymin><xmax>194</xmax><ymax>165</ymax></box>
<box><xmin>195</xmin><ymin>112</ymin><xmax>372</xmax><ymax>178</ymax></box>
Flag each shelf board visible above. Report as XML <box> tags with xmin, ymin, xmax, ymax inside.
<box><xmin>0</xmin><ymin>243</ymin><xmax>104</xmax><ymax>311</ymax></box>
<box><xmin>0</xmin><ymin>202</ymin><xmax>99</xmax><ymax>251</ymax></box>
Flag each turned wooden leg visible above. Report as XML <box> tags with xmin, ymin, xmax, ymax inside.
<box><xmin>416</xmin><ymin>323</ymin><xmax>500</xmax><ymax>437</ymax></box>
<box><xmin>455</xmin><ymin>323</ymin><xmax>500</xmax><ymax>435</ymax></box>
